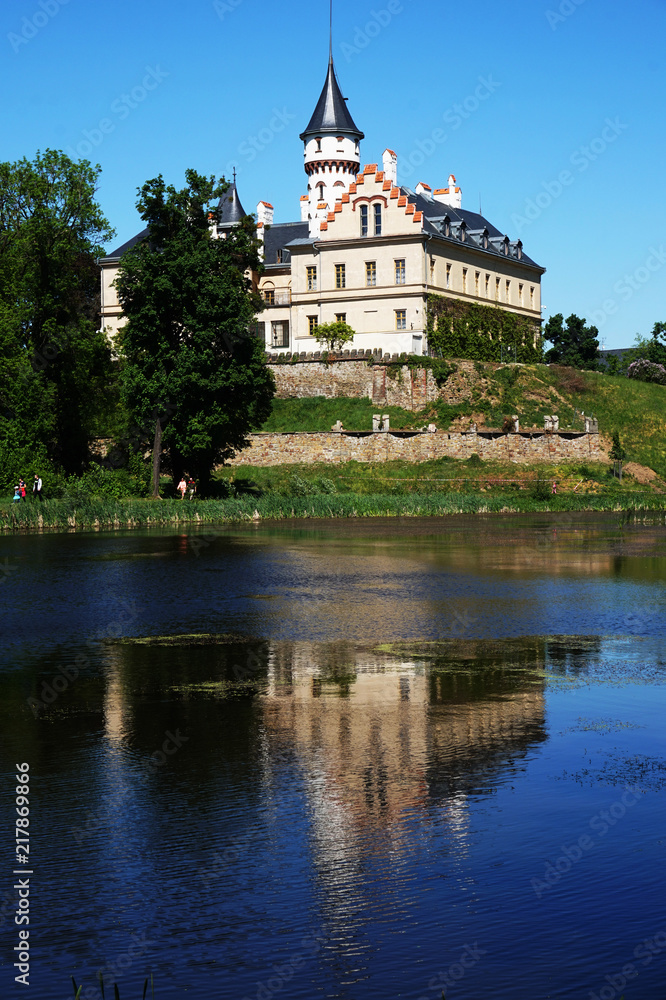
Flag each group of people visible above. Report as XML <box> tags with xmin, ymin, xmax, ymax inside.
<box><xmin>12</xmin><ymin>475</ymin><xmax>42</xmax><ymax>503</ymax></box>
<box><xmin>177</xmin><ymin>477</ymin><xmax>196</xmax><ymax>499</ymax></box>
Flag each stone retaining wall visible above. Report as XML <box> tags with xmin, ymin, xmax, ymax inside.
<box><xmin>268</xmin><ymin>357</ymin><xmax>438</xmax><ymax>409</ymax></box>
<box><xmin>229</xmin><ymin>430</ymin><xmax>603</xmax><ymax>467</ymax></box>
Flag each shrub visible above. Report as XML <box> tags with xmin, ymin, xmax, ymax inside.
<box><xmin>627</xmin><ymin>359</ymin><xmax>666</xmax><ymax>385</ymax></box>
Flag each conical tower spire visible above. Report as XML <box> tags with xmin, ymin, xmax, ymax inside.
<box><xmin>299</xmin><ymin>56</ymin><xmax>364</xmax><ymax>142</ymax></box>
<box><xmin>217</xmin><ymin>172</ymin><xmax>247</xmax><ymax>229</ymax></box>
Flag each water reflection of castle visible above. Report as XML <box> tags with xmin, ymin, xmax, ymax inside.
<box><xmin>261</xmin><ymin>639</ymin><xmax>547</xmax><ymax>838</ymax></box>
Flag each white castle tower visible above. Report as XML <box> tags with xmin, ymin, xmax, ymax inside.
<box><xmin>300</xmin><ymin>51</ymin><xmax>364</xmax><ymax>237</ymax></box>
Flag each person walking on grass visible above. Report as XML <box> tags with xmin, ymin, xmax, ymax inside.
<box><xmin>177</xmin><ymin>477</ymin><xmax>187</xmax><ymax>499</ymax></box>
<box><xmin>552</xmin><ymin>480</ymin><xmax>558</xmax><ymax>495</ymax></box>
<box><xmin>12</xmin><ymin>484</ymin><xmax>21</xmax><ymax>503</ymax></box>
<box><xmin>33</xmin><ymin>474</ymin><xmax>43</xmax><ymax>501</ymax></box>
<box><xmin>187</xmin><ymin>477</ymin><xmax>196</xmax><ymax>499</ymax></box>
<box><xmin>19</xmin><ymin>477</ymin><xmax>26</xmax><ymax>501</ymax></box>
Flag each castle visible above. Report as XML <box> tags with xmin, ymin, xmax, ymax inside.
<box><xmin>101</xmin><ymin>50</ymin><xmax>544</xmax><ymax>358</ymax></box>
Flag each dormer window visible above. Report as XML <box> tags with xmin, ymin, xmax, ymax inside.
<box><xmin>459</xmin><ymin>221</ymin><xmax>467</xmax><ymax>243</ymax></box>
<box><xmin>516</xmin><ymin>240</ymin><xmax>523</xmax><ymax>260</ymax></box>
<box><xmin>482</xmin><ymin>229</ymin><xmax>489</xmax><ymax>250</ymax></box>
<box><xmin>443</xmin><ymin>215</ymin><xmax>451</xmax><ymax>238</ymax></box>
<box><xmin>503</xmin><ymin>236</ymin><xmax>510</xmax><ymax>256</ymax></box>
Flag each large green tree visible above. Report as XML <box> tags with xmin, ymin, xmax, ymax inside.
<box><xmin>115</xmin><ymin>170</ymin><xmax>275</xmax><ymax>494</ymax></box>
<box><xmin>544</xmin><ymin>313</ymin><xmax>599</xmax><ymax>370</ymax></box>
<box><xmin>0</xmin><ymin>150</ymin><xmax>116</xmax><ymax>475</ymax></box>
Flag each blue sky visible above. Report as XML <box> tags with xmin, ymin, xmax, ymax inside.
<box><xmin>2</xmin><ymin>0</ymin><xmax>665</xmax><ymax>349</ymax></box>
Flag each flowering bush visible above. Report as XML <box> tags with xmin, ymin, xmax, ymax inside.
<box><xmin>627</xmin><ymin>359</ymin><xmax>666</xmax><ymax>384</ymax></box>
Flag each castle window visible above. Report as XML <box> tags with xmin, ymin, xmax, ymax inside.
<box><xmin>395</xmin><ymin>259</ymin><xmax>406</xmax><ymax>285</ymax></box>
<box><xmin>276</xmin><ymin>249</ymin><xmax>284</xmax><ymax>264</ymax></box>
<box><xmin>530</xmin><ymin>286</ymin><xmax>535</xmax><ymax>307</ymax></box>
<box><xmin>506</xmin><ymin>279</ymin><xmax>511</xmax><ymax>302</ymax></box>
<box><xmin>271</xmin><ymin>320</ymin><xmax>289</xmax><ymax>348</ymax></box>
<box><xmin>395</xmin><ymin>309</ymin><xmax>407</xmax><ymax>330</ymax></box>
<box><xmin>307</xmin><ymin>315</ymin><xmax>318</xmax><ymax>336</ymax></box>
<box><xmin>429</xmin><ymin>258</ymin><xmax>435</xmax><ymax>284</ymax></box>
<box><xmin>495</xmin><ymin>278</ymin><xmax>500</xmax><ymax>301</ymax></box>
<box><xmin>485</xmin><ymin>274</ymin><xmax>490</xmax><ymax>297</ymax></box>
<box><xmin>316</xmin><ymin>137</ymin><xmax>322</xmax><ymax>151</ymax></box>
<box><xmin>306</xmin><ymin>266</ymin><xmax>317</xmax><ymax>291</ymax></box>
<box><xmin>335</xmin><ymin>264</ymin><xmax>346</xmax><ymax>289</ymax></box>
<box><xmin>519</xmin><ymin>283</ymin><xmax>524</xmax><ymax>305</ymax></box>
<box><xmin>374</xmin><ymin>203</ymin><xmax>382</xmax><ymax>236</ymax></box>
<box><xmin>365</xmin><ymin>261</ymin><xmax>377</xmax><ymax>287</ymax></box>
<box><xmin>446</xmin><ymin>264</ymin><xmax>451</xmax><ymax>289</ymax></box>
<box><xmin>462</xmin><ymin>268</ymin><xmax>468</xmax><ymax>293</ymax></box>
<box><xmin>360</xmin><ymin>204</ymin><xmax>368</xmax><ymax>237</ymax></box>
<box><xmin>263</xmin><ymin>289</ymin><xmax>275</xmax><ymax>305</ymax></box>
<box><xmin>335</xmin><ymin>313</ymin><xmax>346</xmax><ymax>324</ymax></box>
<box><xmin>475</xmin><ymin>271</ymin><xmax>480</xmax><ymax>295</ymax></box>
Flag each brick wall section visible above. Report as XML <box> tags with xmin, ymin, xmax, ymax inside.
<box><xmin>269</xmin><ymin>357</ymin><xmax>439</xmax><ymax>409</ymax></box>
<box><xmin>229</xmin><ymin>430</ymin><xmax>603</xmax><ymax>467</ymax></box>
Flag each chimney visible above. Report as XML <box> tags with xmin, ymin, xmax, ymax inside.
<box><xmin>433</xmin><ymin>174</ymin><xmax>462</xmax><ymax>210</ymax></box>
<box><xmin>383</xmin><ymin>148</ymin><xmax>398</xmax><ymax>186</ymax></box>
<box><xmin>415</xmin><ymin>182</ymin><xmax>432</xmax><ymax>199</ymax></box>
<box><xmin>256</xmin><ymin>201</ymin><xmax>274</xmax><ymax>227</ymax></box>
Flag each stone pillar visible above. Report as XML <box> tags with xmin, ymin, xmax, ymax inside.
<box><xmin>544</xmin><ymin>415</ymin><xmax>553</xmax><ymax>432</ymax></box>
<box><xmin>382</xmin><ymin>415</ymin><xmax>390</xmax><ymax>432</ymax></box>
<box><xmin>512</xmin><ymin>415</ymin><xmax>520</xmax><ymax>433</ymax></box>
<box><xmin>552</xmin><ymin>415</ymin><xmax>559</xmax><ymax>432</ymax></box>
<box><xmin>373</xmin><ymin>414</ymin><xmax>381</xmax><ymax>432</ymax></box>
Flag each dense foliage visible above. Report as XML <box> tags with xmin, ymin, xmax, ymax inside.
<box><xmin>0</xmin><ymin>150</ymin><xmax>116</xmax><ymax>480</ymax></box>
<box><xmin>315</xmin><ymin>320</ymin><xmax>355</xmax><ymax>352</ymax></box>
<box><xmin>115</xmin><ymin>170</ymin><xmax>275</xmax><ymax>492</ymax></box>
<box><xmin>627</xmin><ymin>358</ymin><xmax>666</xmax><ymax>385</ymax></box>
<box><xmin>543</xmin><ymin>313</ymin><xmax>599</xmax><ymax>369</ymax></box>
<box><xmin>426</xmin><ymin>295</ymin><xmax>542</xmax><ymax>363</ymax></box>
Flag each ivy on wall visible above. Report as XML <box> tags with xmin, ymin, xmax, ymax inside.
<box><xmin>426</xmin><ymin>295</ymin><xmax>543</xmax><ymax>363</ymax></box>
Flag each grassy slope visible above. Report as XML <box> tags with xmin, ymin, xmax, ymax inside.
<box><xmin>261</xmin><ymin>362</ymin><xmax>666</xmax><ymax>478</ymax></box>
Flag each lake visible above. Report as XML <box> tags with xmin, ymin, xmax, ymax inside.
<box><xmin>1</xmin><ymin>513</ymin><xmax>665</xmax><ymax>1000</ymax></box>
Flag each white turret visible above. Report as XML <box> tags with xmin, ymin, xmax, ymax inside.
<box><xmin>300</xmin><ymin>54</ymin><xmax>364</xmax><ymax>237</ymax></box>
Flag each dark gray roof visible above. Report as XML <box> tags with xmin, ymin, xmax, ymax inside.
<box><xmin>300</xmin><ymin>56</ymin><xmax>364</xmax><ymax>142</ymax></box>
<box><xmin>102</xmin><ymin>228</ymin><xmax>149</xmax><ymax>261</ymax></box>
<box><xmin>217</xmin><ymin>181</ymin><xmax>247</xmax><ymax>227</ymax></box>
<box><xmin>404</xmin><ymin>189</ymin><xmax>543</xmax><ymax>269</ymax></box>
<box><xmin>263</xmin><ymin>221</ymin><xmax>309</xmax><ymax>266</ymax></box>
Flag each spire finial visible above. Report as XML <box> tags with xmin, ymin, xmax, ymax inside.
<box><xmin>329</xmin><ymin>0</ymin><xmax>333</xmax><ymax>61</ymax></box>
<box><xmin>233</xmin><ymin>167</ymin><xmax>237</xmax><ymax>184</ymax></box>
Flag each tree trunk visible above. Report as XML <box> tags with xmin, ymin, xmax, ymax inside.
<box><xmin>152</xmin><ymin>416</ymin><xmax>162</xmax><ymax>498</ymax></box>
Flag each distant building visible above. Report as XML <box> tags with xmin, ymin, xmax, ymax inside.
<box><xmin>100</xmin><ymin>52</ymin><xmax>545</xmax><ymax>357</ymax></box>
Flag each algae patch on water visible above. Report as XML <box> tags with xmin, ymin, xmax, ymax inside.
<box><xmin>105</xmin><ymin>633</ymin><xmax>249</xmax><ymax>646</ymax></box>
